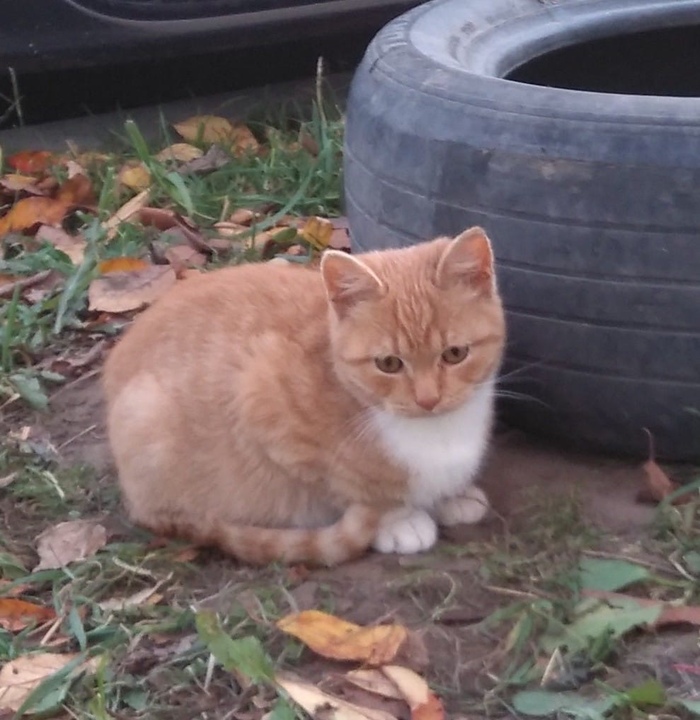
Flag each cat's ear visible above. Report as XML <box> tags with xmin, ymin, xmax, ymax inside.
<box><xmin>435</xmin><ymin>226</ymin><xmax>496</xmax><ymax>295</ymax></box>
<box><xmin>321</xmin><ymin>250</ymin><xmax>385</xmax><ymax>314</ymax></box>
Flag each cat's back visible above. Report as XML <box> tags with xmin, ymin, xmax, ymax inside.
<box><xmin>103</xmin><ymin>261</ymin><xmax>326</xmax><ymax>397</ymax></box>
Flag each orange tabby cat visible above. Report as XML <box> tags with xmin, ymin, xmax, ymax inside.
<box><xmin>103</xmin><ymin>226</ymin><xmax>505</xmax><ymax>565</ymax></box>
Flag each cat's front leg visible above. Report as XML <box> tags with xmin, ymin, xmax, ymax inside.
<box><xmin>434</xmin><ymin>485</ymin><xmax>490</xmax><ymax>526</ymax></box>
<box><xmin>372</xmin><ymin>507</ymin><xmax>438</xmax><ymax>554</ymax></box>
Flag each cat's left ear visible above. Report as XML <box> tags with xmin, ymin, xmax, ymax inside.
<box><xmin>321</xmin><ymin>250</ymin><xmax>385</xmax><ymax>315</ymax></box>
<box><xmin>435</xmin><ymin>226</ymin><xmax>496</xmax><ymax>295</ymax></box>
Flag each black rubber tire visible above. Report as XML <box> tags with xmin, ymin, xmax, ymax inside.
<box><xmin>344</xmin><ymin>0</ymin><xmax>700</xmax><ymax>461</ymax></box>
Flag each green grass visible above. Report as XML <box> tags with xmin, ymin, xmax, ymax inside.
<box><xmin>0</xmin><ymin>87</ymin><xmax>344</xmax><ymax>410</ymax></box>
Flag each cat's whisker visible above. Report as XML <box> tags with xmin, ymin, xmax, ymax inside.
<box><xmin>496</xmin><ymin>359</ymin><xmax>547</xmax><ymax>381</ymax></box>
<box><xmin>494</xmin><ymin>390</ymin><xmax>550</xmax><ymax>408</ymax></box>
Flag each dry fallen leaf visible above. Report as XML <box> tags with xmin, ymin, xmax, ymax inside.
<box><xmin>99</xmin><ymin>585</ymin><xmax>163</xmax><ymax>612</ymax></box>
<box><xmin>102</xmin><ymin>189</ymin><xmax>151</xmax><ymax>240</ymax></box>
<box><xmin>164</xmin><ymin>244</ymin><xmax>207</xmax><ymax>271</ymax></box>
<box><xmin>173</xmin><ymin>115</ymin><xmax>258</xmax><ymax>155</ymax></box>
<box><xmin>35</xmin><ymin>520</ymin><xmax>107</xmax><ymax>571</ymax></box>
<box><xmin>227</xmin><ymin>208</ymin><xmax>262</xmax><ymax>226</ymax></box>
<box><xmin>637</xmin><ymin>429</ymin><xmax>692</xmax><ymax>505</ymax></box>
<box><xmin>118</xmin><ymin>161</ymin><xmax>152</xmax><ymax>191</ymax></box>
<box><xmin>155</xmin><ymin>143</ymin><xmax>203</xmax><ymax>163</ymax></box>
<box><xmin>35</xmin><ymin>225</ymin><xmax>87</xmax><ymax>265</ymax></box>
<box><xmin>98</xmin><ymin>257</ymin><xmax>150</xmax><ymax>274</ymax></box>
<box><xmin>345</xmin><ymin>669</ymin><xmax>405</xmax><ymax>701</ymax></box>
<box><xmin>55</xmin><ymin>173</ymin><xmax>96</xmax><ymax>206</ymax></box>
<box><xmin>277</xmin><ymin>610</ymin><xmax>408</xmax><ymax>665</ymax></box>
<box><xmin>382</xmin><ymin>666</ymin><xmax>445</xmax><ymax>720</ymax></box>
<box><xmin>0</xmin><ymin>652</ymin><xmax>97</xmax><ymax>712</ymax></box>
<box><xmin>7</xmin><ymin>150</ymin><xmax>55</xmax><ymax>174</ymax></box>
<box><xmin>299</xmin><ymin>216</ymin><xmax>334</xmax><ymax>251</ymax></box>
<box><xmin>0</xmin><ymin>196</ymin><xmax>70</xmax><ymax>237</ymax></box>
<box><xmin>277</xmin><ymin>673</ymin><xmax>397</xmax><ymax>720</ymax></box>
<box><xmin>213</xmin><ymin>221</ymin><xmax>248</xmax><ymax>238</ymax></box>
<box><xmin>0</xmin><ymin>598</ymin><xmax>56</xmax><ymax>632</ymax></box>
<box><xmin>0</xmin><ymin>173</ymin><xmax>47</xmax><ymax>195</ymax></box>
<box><xmin>88</xmin><ymin>264</ymin><xmax>176</xmax><ymax>313</ymax></box>
<box><xmin>179</xmin><ymin>143</ymin><xmax>231</xmax><ymax>173</ymax></box>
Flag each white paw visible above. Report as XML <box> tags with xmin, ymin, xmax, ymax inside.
<box><xmin>373</xmin><ymin>507</ymin><xmax>437</xmax><ymax>554</ymax></box>
<box><xmin>435</xmin><ymin>486</ymin><xmax>489</xmax><ymax>526</ymax></box>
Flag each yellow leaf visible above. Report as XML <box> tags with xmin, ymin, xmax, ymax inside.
<box><xmin>98</xmin><ymin>257</ymin><xmax>150</xmax><ymax>274</ymax></box>
<box><xmin>299</xmin><ymin>216</ymin><xmax>334</xmax><ymax>251</ymax></box>
<box><xmin>276</xmin><ymin>610</ymin><xmax>407</xmax><ymax>665</ymax></box>
<box><xmin>173</xmin><ymin>115</ymin><xmax>258</xmax><ymax>155</ymax></box>
<box><xmin>118</xmin><ymin>162</ymin><xmax>152</xmax><ymax>191</ymax></box>
<box><xmin>276</xmin><ymin>673</ymin><xmax>397</xmax><ymax>720</ymax></box>
<box><xmin>155</xmin><ymin>143</ymin><xmax>204</xmax><ymax>163</ymax></box>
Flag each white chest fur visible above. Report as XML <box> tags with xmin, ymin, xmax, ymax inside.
<box><xmin>370</xmin><ymin>380</ymin><xmax>494</xmax><ymax>507</ymax></box>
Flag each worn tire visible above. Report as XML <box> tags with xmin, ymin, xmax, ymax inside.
<box><xmin>344</xmin><ymin>0</ymin><xmax>700</xmax><ymax>460</ymax></box>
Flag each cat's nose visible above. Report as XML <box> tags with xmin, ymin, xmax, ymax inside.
<box><xmin>415</xmin><ymin>395</ymin><xmax>439</xmax><ymax>412</ymax></box>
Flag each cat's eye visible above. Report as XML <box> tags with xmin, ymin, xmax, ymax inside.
<box><xmin>441</xmin><ymin>345</ymin><xmax>470</xmax><ymax>365</ymax></box>
<box><xmin>375</xmin><ymin>355</ymin><xmax>404</xmax><ymax>374</ymax></box>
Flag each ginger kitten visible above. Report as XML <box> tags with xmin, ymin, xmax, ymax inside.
<box><xmin>103</xmin><ymin>226</ymin><xmax>506</xmax><ymax>565</ymax></box>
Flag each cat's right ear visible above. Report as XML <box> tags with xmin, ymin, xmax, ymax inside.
<box><xmin>321</xmin><ymin>251</ymin><xmax>385</xmax><ymax>315</ymax></box>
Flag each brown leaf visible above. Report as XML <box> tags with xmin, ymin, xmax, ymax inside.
<box><xmin>118</xmin><ymin>162</ymin><xmax>152</xmax><ymax>191</ymax></box>
<box><xmin>35</xmin><ymin>520</ymin><xmax>107</xmax><ymax>571</ymax></box>
<box><xmin>55</xmin><ymin>173</ymin><xmax>96</xmax><ymax>207</ymax></box>
<box><xmin>277</xmin><ymin>610</ymin><xmax>408</xmax><ymax>665</ymax></box>
<box><xmin>88</xmin><ymin>264</ymin><xmax>176</xmax><ymax>313</ymax></box>
<box><xmin>138</xmin><ymin>206</ymin><xmax>178</xmax><ymax>231</ymax></box>
<box><xmin>35</xmin><ymin>225</ymin><xmax>86</xmax><ymax>265</ymax></box>
<box><xmin>276</xmin><ymin>673</ymin><xmax>397</xmax><ymax>720</ymax></box>
<box><xmin>0</xmin><ymin>598</ymin><xmax>56</xmax><ymax>632</ymax></box>
<box><xmin>637</xmin><ymin>429</ymin><xmax>693</xmax><ymax>505</ymax></box>
<box><xmin>164</xmin><ymin>244</ymin><xmax>206</xmax><ymax>271</ymax></box>
<box><xmin>299</xmin><ymin>127</ymin><xmax>320</xmax><ymax>156</ymax></box>
<box><xmin>155</xmin><ymin>143</ymin><xmax>204</xmax><ymax>163</ymax></box>
<box><xmin>228</xmin><ymin>208</ymin><xmax>264</xmax><ymax>226</ymax></box>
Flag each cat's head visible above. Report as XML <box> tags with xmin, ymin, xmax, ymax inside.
<box><xmin>321</xmin><ymin>227</ymin><xmax>506</xmax><ymax>417</ymax></box>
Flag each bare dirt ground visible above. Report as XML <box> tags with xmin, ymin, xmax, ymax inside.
<box><xmin>5</xmin><ymin>368</ymin><xmax>696</xmax><ymax>719</ymax></box>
